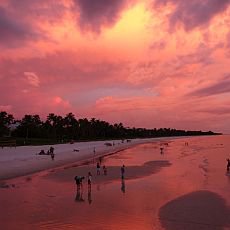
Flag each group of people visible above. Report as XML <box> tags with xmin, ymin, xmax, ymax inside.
<box><xmin>38</xmin><ymin>146</ymin><xmax>55</xmax><ymax>160</ymax></box>
<box><xmin>96</xmin><ymin>162</ymin><xmax>107</xmax><ymax>175</ymax></box>
<box><xmin>74</xmin><ymin>163</ymin><xmax>126</xmax><ymax>190</ymax></box>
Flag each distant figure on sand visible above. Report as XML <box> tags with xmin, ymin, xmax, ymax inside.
<box><xmin>88</xmin><ymin>172</ymin><xmax>92</xmax><ymax>189</ymax></box>
<box><xmin>103</xmin><ymin>165</ymin><xmax>107</xmax><ymax>175</ymax></box>
<box><xmin>50</xmin><ymin>146</ymin><xmax>54</xmax><ymax>154</ymax></box>
<box><xmin>121</xmin><ymin>165</ymin><xmax>125</xmax><ymax>179</ymax></box>
<box><xmin>93</xmin><ymin>147</ymin><xmax>96</xmax><ymax>163</ymax></box>
<box><xmin>160</xmin><ymin>147</ymin><xmax>164</xmax><ymax>154</ymax></box>
<box><xmin>38</xmin><ymin>149</ymin><xmax>45</xmax><ymax>155</ymax></box>
<box><xmin>227</xmin><ymin>159</ymin><xmax>230</xmax><ymax>172</ymax></box>
<box><xmin>97</xmin><ymin>162</ymin><xmax>101</xmax><ymax>175</ymax></box>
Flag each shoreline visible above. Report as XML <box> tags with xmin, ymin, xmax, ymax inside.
<box><xmin>0</xmin><ymin>136</ymin><xmax>190</xmax><ymax>181</ymax></box>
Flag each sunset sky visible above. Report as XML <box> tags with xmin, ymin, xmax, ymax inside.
<box><xmin>1</xmin><ymin>0</ymin><xmax>230</xmax><ymax>133</ymax></box>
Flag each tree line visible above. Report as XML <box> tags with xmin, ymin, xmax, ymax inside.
<box><xmin>0</xmin><ymin>111</ymin><xmax>221</xmax><ymax>144</ymax></box>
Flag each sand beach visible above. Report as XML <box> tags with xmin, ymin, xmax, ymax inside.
<box><xmin>0</xmin><ymin>135</ymin><xmax>230</xmax><ymax>229</ymax></box>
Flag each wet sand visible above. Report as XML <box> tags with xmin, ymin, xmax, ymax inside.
<box><xmin>0</xmin><ymin>135</ymin><xmax>230</xmax><ymax>229</ymax></box>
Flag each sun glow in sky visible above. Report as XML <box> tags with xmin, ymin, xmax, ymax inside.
<box><xmin>0</xmin><ymin>0</ymin><xmax>230</xmax><ymax>133</ymax></box>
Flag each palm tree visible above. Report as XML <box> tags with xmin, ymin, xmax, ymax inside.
<box><xmin>0</xmin><ymin>111</ymin><xmax>14</xmax><ymax>137</ymax></box>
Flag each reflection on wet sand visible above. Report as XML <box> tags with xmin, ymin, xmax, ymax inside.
<box><xmin>75</xmin><ymin>188</ymin><xmax>85</xmax><ymax>203</ymax></box>
<box><xmin>88</xmin><ymin>188</ymin><xmax>92</xmax><ymax>204</ymax></box>
<box><xmin>75</xmin><ymin>187</ymin><xmax>92</xmax><ymax>205</ymax></box>
<box><xmin>121</xmin><ymin>178</ymin><xmax>125</xmax><ymax>194</ymax></box>
<box><xmin>46</xmin><ymin>160</ymin><xmax>172</xmax><ymax>186</ymax></box>
<box><xmin>1</xmin><ymin>135</ymin><xmax>230</xmax><ymax>230</ymax></box>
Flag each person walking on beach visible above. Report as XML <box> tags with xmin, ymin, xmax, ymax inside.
<box><xmin>121</xmin><ymin>164</ymin><xmax>125</xmax><ymax>179</ymax></box>
<box><xmin>96</xmin><ymin>162</ymin><xmax>101</xmax><ymax>175</ymax></box>
<box><xmin>88</xmin><ymin>172</ymin><xmax>92</xmax><ymax>189</ymax></box>
<box><xmin>227</xmin><ymin>159</ymin><xmax>230</xmax><ymax>172</ymax></box>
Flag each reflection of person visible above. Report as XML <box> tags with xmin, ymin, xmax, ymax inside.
<box><xmin>121</xmin><ymin>178</ymin><xmax>125</xmax><ymax>193</ymax></box>
<box><xmin>75</xmin><ymin>189</ymin><xmax>85</xmax><ymax>202</ymax></box>
<box><xmin>51</xmin><ymin>152</ymin><xmax>55</xmax><ymax>160</ymax></box>
<box><xmin>103</xmin><ymin>165</ymin><xmax>107</xmax><ymax>175</ymax></box>
<box><xmin>88</xmin><ymin>188</ymin><xmax>92</xmax><ymax>204</ymax></box>
<box><xmin>97</xmin><ymin>162</ymin><xmax>100</xmax><ymax>175</ymax></box>
<box><xmin>227</xmin><ymin>159</ymin><xmax>230</xmax><ymax>172</ymax></box>
<box><xmin>121</xmin><ymin>165</ymin><xmax>125</xmax><ymax>179</ymax></box>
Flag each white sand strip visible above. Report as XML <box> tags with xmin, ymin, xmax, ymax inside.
<box><xmin>0</xmin><ymin>137</ymin><xmax>184</xmax><ymax>180</ymax></box>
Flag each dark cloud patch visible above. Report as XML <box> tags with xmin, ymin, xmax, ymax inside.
<box><xmin>72</xmin><ymin>0</ymin><xmax>133</xmax><ymax>32</ymax></box>
<box><xmin>154</xmin><ymin>0</ymin><xmax>230</xmax><ymax>31</ymax></box>
<box><xmin>188</xmin><ymin>75</ymin><xmax>230</xmax><ymax>97</ymax></box>
<box><xmin>0</xmin><ymin>1</ymin><xmax>67</xmax><ymax>48</ymax></box>
<box><xmin>0</xmin><ymin>6</ymin><xmax>40</xmax><ymax>47</ymax></box>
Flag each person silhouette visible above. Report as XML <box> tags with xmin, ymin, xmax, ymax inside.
<box><xmin>121</xmin><ymin>165</ymin><xmax>125</xmax><ymax>179</ymax></box>
<box><xmin>88</xmin><ymin>172</ymin><xmax>92</xmax><ymax>189</ymax></box>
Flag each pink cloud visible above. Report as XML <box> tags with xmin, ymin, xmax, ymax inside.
<box><xmin>24</xmin><ymin>72</ymin><xmax>40</xmax><ymax>87</ymax></box>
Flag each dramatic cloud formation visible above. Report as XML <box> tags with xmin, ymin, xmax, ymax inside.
<box><xmin>0</xmin><ymin>0</ymin><xmax>230</xmax><ymax>133</ymax></box>
<box><xmin>73</xmin><ymin>0</ymin><xmax>133</xmax><ymax>32</ymax></box>
<box><xmin>154</xmin><ymin>0</ymin><xmax>230</xmax><ymax>30</ymax></box>
<box><xmin>189</xmin><ymin>75</ymin><xmax>230</xmax><ymax>97</ymax></box>
<box><xmin>0</xmin><ymin>6</ymin><xmax>38</xmax><ymax>47</ymax></box>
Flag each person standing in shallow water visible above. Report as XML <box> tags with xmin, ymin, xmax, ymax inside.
<box><xmin>88</xmin><ymin>172</ymin><xmax>92</xmax><ymax>189</ymax></box>
<box><xmin>121</xmin><ymin>165</ymin><xmax>125</xmax><ymax>179</ymax></box>
<box><xmin>227</xmin><ymin>159</ymin><xmax>230</xmax><ymax>172</ymax></box>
